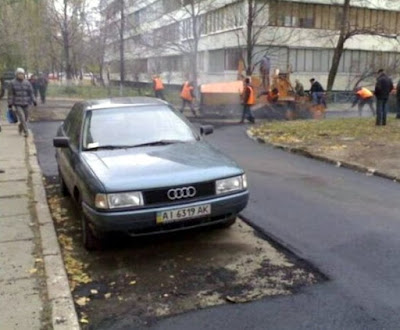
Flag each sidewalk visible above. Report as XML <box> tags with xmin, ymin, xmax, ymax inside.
<box><xmin>0</xmin><ymin>123</ymin><xmax>79</xmax><ymax>329</ymax></box>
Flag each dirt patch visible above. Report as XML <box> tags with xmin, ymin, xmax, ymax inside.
<box><xmin>44</xmin><ymin>176</ymin><xmax>325</xmax><ymax>328</ymax></box>
<box><xmin>249</xmin><ymin>117</ymin><xmax>400</xmax><ymax>179</ymax></box>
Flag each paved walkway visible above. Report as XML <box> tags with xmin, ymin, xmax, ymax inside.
<box><xmin>0</xmin><ymin>122</ymin><xmax>79</xmax><ymax>329</ymax></box>
<box><xmin>0</xmin><ymin>124</ymin><xmax>46</xmax><ymax>329</ymax></box>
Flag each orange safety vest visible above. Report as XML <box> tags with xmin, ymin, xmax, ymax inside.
<box><xmin>153</xmin><ymin>77</ymin><xmax>164</xmax><ymax>91</ymax></box>
<box><xmin>246</xmin><ymin>85</ymin><xmax>255</xmax><ymax>105</ymax></box>
<box><xmin>356</xmin><ymin>87</ymin><xmax>373</xmax><ymax>99</ymax></box>
<box><xmin>181</xmin><ymin>82</ymin><xmax>193</xmax><ymax>101</ymax></box>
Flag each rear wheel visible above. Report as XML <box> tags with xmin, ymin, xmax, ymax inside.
<box><xmin>58</xmin><ymin>168</ymin><xmax>70</xmax><ymax>197</ymax></box>
<box><xmin>81</xmin><ymin>212</ymin><xmax>101</xmax><ymax>251</ymax></box>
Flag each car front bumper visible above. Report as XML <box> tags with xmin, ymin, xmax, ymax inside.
<box><xmin>82</xmin><ymin>191</ymin><xmax>249</xmax><ymax>236</ymax></box>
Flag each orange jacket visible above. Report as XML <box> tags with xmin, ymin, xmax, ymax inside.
<box><xmin>153</xmin><ymin>77</ymin><xmax>164</xmax><ymax>91</ymax></box>
<box><xmin>181</xmin><ymin>81</ymin><xmax>194</xmax><ymax>101</ymax></box>
<box><xmin>356</xmin><ymin>87</ymin><xmax>373</xmax><ymax>99</ymax></box>
<box><xmin>243</xmin><ymin>85</ymin><xmax>255</xmax><ymax>105</ymax></box>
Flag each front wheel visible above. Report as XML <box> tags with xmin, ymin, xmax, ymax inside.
<box><xmin>81</xmin><ymin>212</ymin><xmax>101</xmax><ymax>251</ymax></box>
<box><xmin>216</xmin><ymin>216</ymin><xmax>236</xmax><ymax>229</ymax></box>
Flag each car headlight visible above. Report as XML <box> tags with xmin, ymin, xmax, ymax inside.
<box><xmin>95</xmin><ymin>192</ymin><xmax>144</xmax><ymax>209</ymax></box>
<box><xmin>216</xmin><ymin>174</ymin><xmax>247</xmax><ymax>195</ymax></box>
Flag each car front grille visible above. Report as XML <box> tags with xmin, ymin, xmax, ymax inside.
<box><xmin>143</xmin><ymin>181</ymin><xmax>215</xmax><ymax>205</ymax></box>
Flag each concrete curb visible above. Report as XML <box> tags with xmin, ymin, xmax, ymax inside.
<box><xmin>26</xmin><ymin>133</ymin><xmax>80</xmax><ymax>329</ymax></box>
<box><xmin>246</xmin><ymin>130</ymin><xmax>399</xmax><ymax>183</ymax></box>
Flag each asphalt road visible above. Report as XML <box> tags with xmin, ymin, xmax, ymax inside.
<box><xmin>30</xmin><ymin>120</ymin><xmax>400</xmax><ymax>329</ymax></box>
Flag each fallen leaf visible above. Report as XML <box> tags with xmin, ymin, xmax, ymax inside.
<box><xmin>29</xmin><ymin>268</ymin><xmax>38</xmax><ymax>274</ymax></box>
<box><xmin>90</xmin><ymin>289</ymin><xmax>98</xmax><ymax>295</ymax></box>
<box><xmin>80</xmin><ymin>318</ymin><xmax>89</xmax><ymax>324</ymax></box>
<box><xmin>104</xmin><ymin>293</ymin><xmax>112</xmax><ymax>299</ymax></box>
<box><xmin>75</xmin><ymin>297</ymin><xmax>90</xmax><ymax>306</ymax></box>
<box><xmin>129</xmin><ymin>281</ymin><xmax>137</xmax><ymax>285</ymax></box>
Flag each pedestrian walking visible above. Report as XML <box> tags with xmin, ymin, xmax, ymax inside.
<box><xmin>37</xmin><ymin>73</ymin><xmax>48</xmax><ymax>104</ymax></box>
<box><xmin>180</xmin><ymin>81</ymin><xmax>197</xmax><ymax>116</ymax></box>
<box><xmin>309</xmin><ymin>78</ymin><xmax>326</xmax><ymax>106</ymax></box>
<box><xmin>294</xmin><ymin>79</ymin><xmax>305</xmax><ymax>97</ymax></box>
<box><xmin>374</xmin><ymin>69</ymin><xmax>393</xmax><ymax>126</ymax></box>
<box><xmin>240</xmin><ymin>78</ymin><xmax>255</xmax><ymax>124</ymax></box>
<box><xmin>8</xmin><ymin>68</ymin><xmax>37</xmax><ymax>137</ymax></box>
<box><xmin>152</xmin><ymin>75</ymin><xmax>165</xmax><ymax>100</ymax></box>
<box><xmin>259</xmin><ymin>55</ymin><xmax>271</xmax><ymax>90</ymax></box>
<box><xmin>396</xmin><ymin>79</ymin><xmax>400</xmax><ymax>119</ymax></box>
<box><xmin>352</xmin><ymin>87</ymin><xmax>375</xmax><ymax>116</ymax></box>
<box><xmin>29</xmin><ymin>74</ymin><xmax>39</xmax><ymax>98</ymax></box>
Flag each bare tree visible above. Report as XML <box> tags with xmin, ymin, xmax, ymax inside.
<box><xmin>326</xmin><ymin>0</ymin><xmax>399</xmax><ymax>91</ymax></box>
<box><xmin>229</xmin><ymin>0</ymin><xmax>294</xmax><ymax>76</ymax></box>
<box><xmin>46</xmin><ymin>0</ymin><xmax>88</xmax><ymax>81</ymax></box>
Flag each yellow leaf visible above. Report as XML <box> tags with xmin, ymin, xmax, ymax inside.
<box><xmin>29</xmin><ymin>268</ymin><xmax>38</xmax><ymax>274</ymax></box>
<box><xmin>80</xmin><ymin>318</ymin><xmax>89</xmax><ymax>324</ymax></box>
<box><xmin>129</xmin><ymin>281</ymin><xmax>137</xmax><ymax>285</ymax></box>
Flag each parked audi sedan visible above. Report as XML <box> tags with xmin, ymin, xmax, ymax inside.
<box><xmin>53</xmin><ymin>97</ymin><xmax>249</xmax><ymax>250</ymax></box>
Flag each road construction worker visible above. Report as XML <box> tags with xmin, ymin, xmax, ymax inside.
<box><xmin>309</xmin><ymin>78</ymin><xmax>326</xmax><ymax>106</ymax></box>
<box><xmin>294</xmin><ymin>79</ymin><xmax>305</xmax><ymax>97</ymax></box>
<box><xmin>259</xmin><ymin>55</ymin><xmax>271</xmax><ymax>90</ymax></box>
<box><xmin>267</xmin><ymin>88</ymin><xmax>280</xmax><ymax>103</ymax></box>
<box><xmin>152</xmin><ymin>75</ymin><xmax>165</xmax><ymax>100</ymax></box>
<box><xmin>240</xmin><ymin>78</ymin><xmax>255</xmax><ymax>124</ymax></box>
<box><xmin>374</xmin><ymin>69</ymin><xmax>393</xmax><ymax>126</ymax></box>
<box><xmin>352</xmin><ymin>87</ymin><xmax>375</xmax><ymax>117</ymax></box>
<box><xmin>180</xmin><ymin>81</ymin><xmax>196</xmax><ymax>116</ymax></box>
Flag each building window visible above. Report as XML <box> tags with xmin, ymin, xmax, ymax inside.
<box><xmin>208</xmin><ymin>49</ymin><xmax>225</xmax><ymax>72</ymax></box>
<box><xmin>225</xmin><ymin>49</ymin><xmax>243</xmax><ymax>71</ymax></box>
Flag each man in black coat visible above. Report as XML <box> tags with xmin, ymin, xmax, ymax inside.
<box><xmin>374</xmin><ymin>69</ymin><xmax>393</xmax><ymax>126</ymax></box>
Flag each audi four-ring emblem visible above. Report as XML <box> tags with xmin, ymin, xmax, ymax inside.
<box><xmin>167</xmin><ymin>186</ymin><xmax>197</xmax><ymax>200</ymax></box>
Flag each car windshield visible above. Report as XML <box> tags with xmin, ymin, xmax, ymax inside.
<box><xmin>82</xmin><ymin>105</ymin><xmax>199</xmax><ymax>150</ymax></box>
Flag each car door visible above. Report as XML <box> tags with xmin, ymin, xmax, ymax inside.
<box><xmin>58</xmin><ymin>103</ymin><xmax>84</xmax><ymax>195</ymax></box>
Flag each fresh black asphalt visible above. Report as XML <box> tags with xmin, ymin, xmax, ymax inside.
<box><xmin>31</xmin><ymin>121</ymin><xmax>400</xmax><ymax>330</ymax></box>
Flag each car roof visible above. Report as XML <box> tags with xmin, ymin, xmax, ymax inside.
<box><xmin>82</xmin><ymin>97</ymin><xmax>168</xmax><ymax>111</ymax></box>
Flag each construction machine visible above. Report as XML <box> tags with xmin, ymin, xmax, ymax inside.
<box><xmin>199</xmin><ymin>67</ymin><xmax>326</xmax><ymax>120</ymax></box>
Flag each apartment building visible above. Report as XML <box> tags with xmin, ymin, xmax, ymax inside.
<box><xmin>102</xmin><ymin>0</ymin><xmax>400</xmax><ymax>90</ymax></box>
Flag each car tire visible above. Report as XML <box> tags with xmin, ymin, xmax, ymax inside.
<box><xmin>217</xmin><ymin>216</ymin><xmax>236</xmax><ymax>229</ymax></box>
<box><xmin>59</xmin><ymin>169</ymin><xmax>70</xmax><ymax>197</ymax></box>
<box><xmin>81</xmin><ymin>211</ymin><xmax>101</xmax><ymax>251</ymax></box>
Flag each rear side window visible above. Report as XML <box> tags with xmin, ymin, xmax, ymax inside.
<box><xmin>64</xmin><ymin>103</ymin><xmax>84</xmax><ymax>147</ymax></box>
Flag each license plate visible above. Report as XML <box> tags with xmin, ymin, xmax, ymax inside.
<box><xmin>156</xmin><ymin>204</ymin><xmax>211</xmax><ymax>224</ymax></box>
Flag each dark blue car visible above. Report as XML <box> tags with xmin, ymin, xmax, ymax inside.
<box><xmin>54</xmin><ymin>97</ymin><xmax>248</xmax><ymax>250</ymax></box>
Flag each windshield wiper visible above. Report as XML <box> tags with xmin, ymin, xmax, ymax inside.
<box><xmin>131</xmin><ymin>140</ymin><xmax>186</xmax><ymax>148</ymax></box>
<box><xmin>85</xmin><ymin>145</ymin><xmax>136</xmax><ymax>151</ymax></box>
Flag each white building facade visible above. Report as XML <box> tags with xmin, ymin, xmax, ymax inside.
<box><xmin>101</xmin><ymin>0</ymin><xmax>400</xmax><ymax>90</ymax></box>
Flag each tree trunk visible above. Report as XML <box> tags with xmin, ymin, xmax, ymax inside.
<box><xmin>119</xmin><ymin>0</ymin><xmax>125</xmax><ymax>94</ymax></box>
<box><xmin>192</xmin><ymin>9</ymin><xmax>199</xmax><ymax>98</ymax></box>
<box><xmin>326</xmin><ymin>0</ymin><xmax>351</xmax><ymax>91</ymax></box>
<box><xmin>246</xmin><ymin>0</ymin><xmax>254</xmax><ymax>76</ymax></box>
<box><xmin>63</xmin><ymin>0</ymin><xmax>72</xmax><ymax>81</ymax></box>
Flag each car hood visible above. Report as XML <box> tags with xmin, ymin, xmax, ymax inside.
<box><xmin>82</xmin><ymin>141</ymin><xmax>243</xmax><ymax>192</ymax></box>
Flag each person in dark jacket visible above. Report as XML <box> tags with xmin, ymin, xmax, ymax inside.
<box><xmin>374</xmin><ymin>69</ymin><xmax>393</xmax><ymax>126</ymax></box>
<box><xmin>37</xmin><ymin>73</ymin><xmax>48</xmax><ymax>104</ymax></box>
<box><xmin>8</xmin><ymin>68</ymin><xmax>37</xmax><ymax>137</ymax></box>
<box><xmin>309</xmin><ymin>78</ymin><xmax>326</xmax><ymax>106</ymax></box>
<box><xmin>29</xmin><ymin>74</ymin><xmax>39</xmax><ymax>98</ymax></box>
<box><xmin>396</xmin><ymin>79</ymin><xmax>400</xmax><ymax>119</ymax></box>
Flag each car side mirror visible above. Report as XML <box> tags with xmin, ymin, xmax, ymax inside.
<box><xmin>53</xmin><ymin>136</ymin><xmax>70</xmax><ymax>148</ymax></box>
<box><xmin>200</xmin><ymin>125</ymin><xmax>214</xmax><ymax>136</ymax></box>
